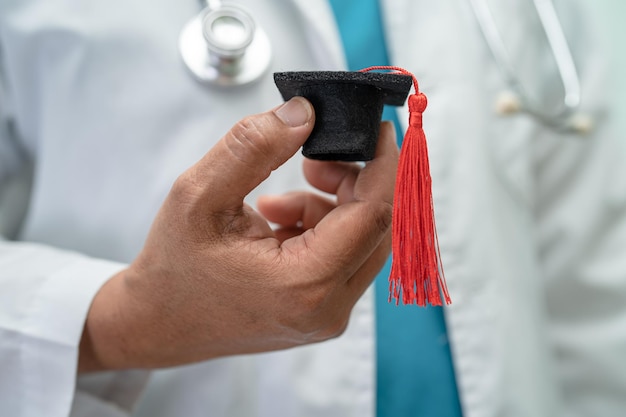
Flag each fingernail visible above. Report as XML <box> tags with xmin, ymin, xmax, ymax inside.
<box><xmin>275</xmin><ymin>97</ymin><xmax>312</xmax><ymax>127</ymax></box>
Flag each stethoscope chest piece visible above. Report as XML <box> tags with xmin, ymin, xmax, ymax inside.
<box><xmin>180</xmin><ymin>3</ymin><xmax>271</xmax><ymax>87</ymax></box>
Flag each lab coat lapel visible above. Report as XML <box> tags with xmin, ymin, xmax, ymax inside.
<box><xmin>380</xmin><ymin>2</ymin><xmax>564</xmax><ymax>417</ymax></box>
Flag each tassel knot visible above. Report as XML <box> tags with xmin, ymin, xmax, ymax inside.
<box><xmin>408</xmin><ymin>92</ymin><xmax>428</xmax><ymax>113</ymax></box>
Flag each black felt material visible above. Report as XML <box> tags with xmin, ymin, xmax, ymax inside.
<box><xmin>274</xmin><ymin>71</ymin><xmax>413</xmax><ymax>161</ymax></box>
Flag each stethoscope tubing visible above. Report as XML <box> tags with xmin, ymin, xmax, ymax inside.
<box><xmin>468</xmin><ymin>0</ymin><xmax>581</xmax><ymax>130</ymax></box>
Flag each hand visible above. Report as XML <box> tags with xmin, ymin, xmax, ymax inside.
<box><xmin>79</xmin><ymin>97</ymin><xmax>398</xmax><ymax>371</ymax></box>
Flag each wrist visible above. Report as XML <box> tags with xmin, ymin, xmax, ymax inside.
<box><xmin>78</xmin><ymin>269</ymin><xmax>152</xmax><ymax>372</ymax></box>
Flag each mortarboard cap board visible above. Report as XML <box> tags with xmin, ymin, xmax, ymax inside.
<box><xmin>274</xmin><ymin>71</ymin><xmax>413</xmax><ymax>161</ymax></box>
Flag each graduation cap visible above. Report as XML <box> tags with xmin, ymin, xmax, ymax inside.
<box><xmin>274</xmin><ymin>70</ymin><xmax>413</xmax><ymax>161</ymax></box>
<box><xmin>273</xmin><ymin>66</ymin><xmax>451</xmax><ymax>306</ymax></box>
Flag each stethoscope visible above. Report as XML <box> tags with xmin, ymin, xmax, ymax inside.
<box><xmin>179</xmin><ymin>0</ymin><xmax>271</xmax><ymax>87</ymax></box>
<box><xmin>180</xmin><ymin>0</ymin><xmax>587</xmax><ymax>132</ymax></box>
<box><xmin>468</xmin><ymin>0</ymin><xmax>589</xmax><ymax>133</ymax></box>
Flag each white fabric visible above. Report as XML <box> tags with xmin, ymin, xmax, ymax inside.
<box><xmin>0</xmin><ymin>242</ymin><xmax>126</xmax><ymax>416</ymax></box>
<box><xmin>0</xmin><ymin>0</ymin><xmax>625</xmax><ymax>416</ymax></box>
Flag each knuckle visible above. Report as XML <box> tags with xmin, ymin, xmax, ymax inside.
<box><xmin>322</xmin><ymin>316</ymin><xmax>350</xmax><ymax>340</ymax></box>
<box><xmin>306</xmin><ymin>315</ymin><xmax>350</xmax><ymax>343</ymax></box>
<box><xmin>170</xmin><ymin>171</ymin><xmax>202</xmax><ymax>203</ymax></box>
<box><xmin>225</xmin><ymin>116</ymin><xmax>274</xmax><ymax>167</ymax></box>
<box><xmin>281</xmin><ymin>289</ymin><xmax>330</xmax><ymax>334</ymax></box>
<box><xmin>168</xmin><ymin>172</ymin><xmax>246</xmax><ymax>236</ymax></box>
<box><xmin>285</xmin><ymin>290</ymin><xmax>352</xmax><ymax>343</ymax></box>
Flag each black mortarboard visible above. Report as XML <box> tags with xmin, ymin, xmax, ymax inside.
<box><xmin>274</xmin><ymin>71</ymin><xmax>413</xmax><ymax>161</ymax></box>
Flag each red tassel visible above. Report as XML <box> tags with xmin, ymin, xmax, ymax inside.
<box><xmin>360</xmin><ymin>66</ymin><xmax>451</xmax><ymax>306</ymax></box>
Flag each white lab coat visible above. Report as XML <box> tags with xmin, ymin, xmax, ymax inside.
<box><xmin>1</xmin><ymin>0</ymin><xmax>625</xmax><ymax>416</ymax></box>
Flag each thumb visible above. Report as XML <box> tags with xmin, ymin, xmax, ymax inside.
<box><xmin>189</xmin><ymin>97</ymin><xmax>314</xmax><ymax>211</ymax></box>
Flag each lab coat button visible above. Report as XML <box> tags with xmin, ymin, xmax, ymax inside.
<box><xmin>569</xmin><ymin>113</ymin><xmax>594</xmax><ymax>135</ymax></box>
<box><xmin>495</xmin><ymin>90</ymin><xmax>521</xmax><ymax>115</ymax></box>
